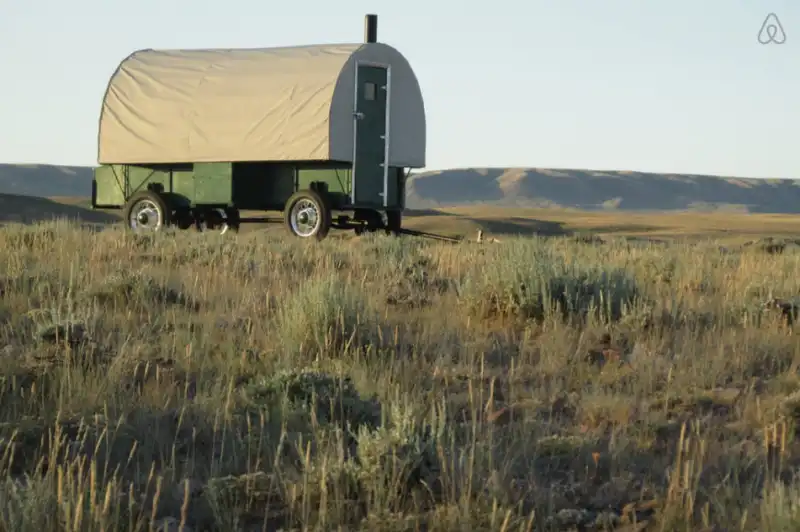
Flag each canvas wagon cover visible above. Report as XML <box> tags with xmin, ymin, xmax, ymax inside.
<box><xmin>98</xmin><ymin>42</ymin><xmax>426</xmax><ymax>167</ymax></box>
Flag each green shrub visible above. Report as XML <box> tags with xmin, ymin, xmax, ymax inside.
<box><xmin>458</xmin><ymin>239</ymin><xmax>641</xmax><ymax>322</ymax></box>
<box><xmin>275</xmin><ymin>277</ymin><xmax>380</xmax><ymax>356</ymax></box>
<box><xmin>352</xmin><ymin>399</ymin><xmax>445</xmax><ymax>510</ymax></box>
<box><xmin>84</xmin><ymin>270</ymin><xmax>192</xmax><ymax>309</ymax></box>
<box><xmin>240</xmin><ymin>368</ymin><xmax>381</xmax><ymax>432</ymax></box>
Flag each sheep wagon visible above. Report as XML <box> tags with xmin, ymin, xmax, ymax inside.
<box><xmin>91</xmin><ymin>14</ymin><xmax>426</xmax><ymax>240</ymax></box>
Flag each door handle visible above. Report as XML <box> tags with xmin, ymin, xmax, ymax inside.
<box><xmin>353</xmin><ymin>112</ymin><xmax>364</xmax><ymax>120</ymax></box>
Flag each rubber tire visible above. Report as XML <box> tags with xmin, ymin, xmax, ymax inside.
<box><xmin>283</xmin><ymin>189</ymin><xmax>331</xmax><ymax>241</ymax></box>
<box><xmin>386</xmin><ymin>210</ymin><xmax>402</xmax><ymax>235</ymax></box>
<box><xmin>172</xmin><ymin>208</ymin><xmax>193</xmax><ymax>230</ymax></box>
<box><xmin>123</xmin><ymin>190</ymin><xmax>171</xmax><ymax>232</ymax></box>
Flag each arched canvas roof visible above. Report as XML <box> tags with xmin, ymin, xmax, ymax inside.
<box><xmin>97</xmin><ymin>42</ymin><xmax>426</xmax><ymax>167</ymax></box>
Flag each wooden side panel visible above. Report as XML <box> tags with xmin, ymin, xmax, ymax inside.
<box><xmin>127</xmin><ymin>165</ymin><xmax>170</xmax><ymax>196</ymax></box>
<box><xmin>194</xmin><ymin>162</ymin><xmax>233</xmax><ymax>205</ymax></box>
<box><xmin>92</xmin><ymin>165</ymin><xmax>126</xmax><ymax>207</ymax></box>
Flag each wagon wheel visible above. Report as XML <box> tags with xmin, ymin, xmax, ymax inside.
<box><xmin>123</xmin><ymin>191</ymin><xmax>171</xmax><ymax>233</ymax></box>
<box><xmin>283</xmin><ymin>190</ymin><xmax>331</xmax><ymax>241</ymax></box>
<box><xmin>172</xmin><ymin>208</ymin><xmax>194</xmax><ymax>230</ymax></box>
<box><xmin>195</xmin><ymin>208</ymin><xmax>240</xmax><ymax>234</ymax></box>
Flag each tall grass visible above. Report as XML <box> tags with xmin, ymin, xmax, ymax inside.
<box><xmin>0</xmin><ymin>220</ymin><xmax>799</xmax><ymax>529</ymax></box>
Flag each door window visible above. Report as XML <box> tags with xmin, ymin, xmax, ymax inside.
<box><xmin>364</xmin><ymin>82</ymin><xmax>376</xmax><ymax>101</ymax></box>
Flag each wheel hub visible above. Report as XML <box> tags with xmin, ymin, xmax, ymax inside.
<box><xmin>129</xmin><ymin>199</ymin><xmax>162</xmax><ymax>232</ymax></box>
<box><xmin>290</xmin><ymin>199</ymin><xmax>320</xmax><ymax>237</ymax></box>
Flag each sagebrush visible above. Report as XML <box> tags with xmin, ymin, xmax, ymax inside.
<box><xmin>1</xmin><ymin>220</ymin><xmax>800</xmax><ymax>530</ymax></box>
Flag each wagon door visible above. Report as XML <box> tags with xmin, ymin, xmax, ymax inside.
<box><xmin>351</xmin><ymin>64</ymin><xmax>389</xmax><ymax>207</ymax></box>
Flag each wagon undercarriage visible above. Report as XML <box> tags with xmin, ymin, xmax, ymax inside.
<box><xmin>95</xmin><ymin>160</ymin><xmax>409</xmax><ymax>241</ymax></box>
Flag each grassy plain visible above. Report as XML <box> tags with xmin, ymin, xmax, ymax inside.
<box><xmin>2</xmin><ymin>206</ymin><xmax>800</xmax><ymax>530</ymax></box>
<box><xmin>15</xmin><ymin>194</ymin><xmax>800</xmax><ymax>241</ymax></box>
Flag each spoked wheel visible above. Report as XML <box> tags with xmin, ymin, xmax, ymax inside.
<box><xmin>172</xmin><ymin>208</ymin><xmax>194</xmax><ymax>230</ymax></box>
<box><xmin>283</xmin><ymin>190</ymin><xmax>331</xmax><ymax>241</ymax></box>
<box><xmin>194</xmin><ymin>208</ymin><xmax>241</xmax><ymax>234</ymax></box>
<box><xmin>123</xmin><ymin>191</ymin><xmax>171</xmax><ymax>233</ymax></box>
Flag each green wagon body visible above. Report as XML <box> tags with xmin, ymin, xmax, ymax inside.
<box><xmin>91</xmin><ymin>14</ymin><xmax>424</xmax><ymax>238</ymax></box>
<box><xmin>91</xmin><ymin>162</ymin><xmax>408</xmax><ymax>212</ymax></box>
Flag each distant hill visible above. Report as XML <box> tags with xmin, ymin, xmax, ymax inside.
<box><xmin>0</xmin><ymin>164</ymin><xmax>93</xmax><ymax>198</ymax></box>
<box><xmin>3</xmin><ymin>163</ymin><xmax>800</xmax><ymax>214</ymax></box>
<box><xmin>0</xmin><ymin>193</ymin><xmax>118</xmax><ymax>225</ymax></box>
<box><xmin>406</xmin><ymin>167</ymin><xmax>800</xmax><ymax>214</ymax></box>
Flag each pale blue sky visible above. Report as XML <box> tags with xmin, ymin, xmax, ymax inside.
<box><xmin>0</xmin><ymin>0</ymin><xmax>797</xmax><ymax>177</ymax></box>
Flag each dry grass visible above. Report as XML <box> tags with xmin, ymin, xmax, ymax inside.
<box><xmin>401</xmin><ymin>206</ymin><xmax>800</xmax><ymax>242</ymax></box>
<box><xmin>4</xmin><ymin>217</ymin><xmax>800</xmax><ymax>530</ymax></box>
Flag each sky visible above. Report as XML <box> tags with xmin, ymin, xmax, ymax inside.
<box><xmin>0</xmin><ymin>0</ymin><xmax>798</xmax><ymax>178</ymax></box>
